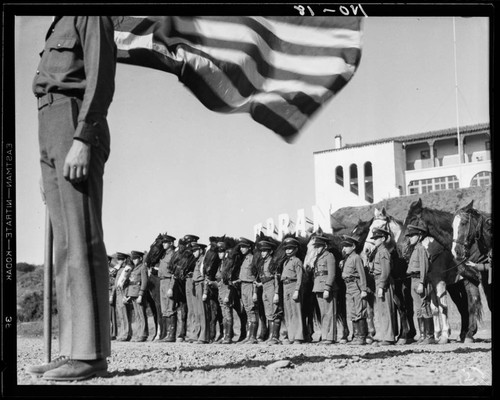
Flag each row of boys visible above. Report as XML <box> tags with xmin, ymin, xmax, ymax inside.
<box><xmin>107</xmin><ymin>224</ymin><xmax>435</xmax><ymax>346</ymax></box>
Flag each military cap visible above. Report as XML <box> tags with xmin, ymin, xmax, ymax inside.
<box><xmin>341</xmin><ymin>235</ymin><xmax>359</xmax><ymax>248</ymax></box>
<box><xmin>161</xmin><ymin>234</ymin><xmax>176</xmax><ymax>243</ymax></box>
<box><xmin>405</xmin><ymin>224</ymin><xmax>427</xmax><ymax>237</ymax></box>
<box><xmin>313</xmin><ymin>234</ymin><xmax>329</xmax><ymax>247</ymax></box>
<box><xmin>130</xmin><ymin>250</ymin><xmax>144</xmax><ymax>259</ymax></box>
<box><xmin>282</xmin><ymin>237</ymin><xmax>299</xmax><ymax>249</ymax></box>
<box><xmin>183</xmin><ymin>234</ymin><xmax>199</xmax><ymax>243</ymax></box>
<box><xmin>239</xmin><ymin>237</ymin><xmax>255</xmax><ymax>248</ymax></box>
<box><xmin>190</xmin><ymin>242</ymin><xmax>207</xmax><ymax>252</ymax></box>
<box><xmin>257</xmin><ymin>240</ymin><xmax>276</xmax><ymax>251</ymax></box>
<box><xmin>371</xmin><ymin>227</ymin><xmax>391</xmax><ymax>240</ymax></box>
<box><xmin>116</xmin><ymin>252</ymin><xmax>129</xmax><ymax>260</ymax></box>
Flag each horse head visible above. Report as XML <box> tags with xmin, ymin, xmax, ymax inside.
<box><xmin>144</xmin><ymin>232</ymin><xmax>166</xmax><ymax>267</ymax></box>
<box><xmin>404</xmin><ymin>198</ymin><xmax>454</xmax><ymax>252</ymax></box>
<box><xmin>361</xmin><ymin>208</ymin><xmax>404</xmax><ymax>264</ymax></box>
<box><xmin>220</xmin><ymin>242</ymin><xmax>243</xmax><ymax>282</ymax></box>
<box><xmin>202</xmin><ymin>239</ymin><xmax>222</xmax><ymax>280</ymax></box>
<box><xmin>452</xmin><ymin>200</ymin><xmax>492</xmax><ymax>261</ymax></box>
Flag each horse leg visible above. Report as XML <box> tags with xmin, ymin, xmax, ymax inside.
<box><xmin>447</xmin><ymin>280</ymin><xmax>468</xmax><ymax>342</ymax></box>
<box><xmin>146</xmin><ymin>290</ymin><xmax>159</xmax><ymax>341</ymax></box>
<box><xmin>481</xmin><ymin>271</ymin><xmax>492</xmax><ymax>311</ymax></box>
<box><xmin>336</xmin><ymin>287</ymin><xmax>349</xmax><ymax>343</ymax></box>
<box><xmin>463</xmin><ymin>279</ymin><xmax>482</xmax><ymax>343</ymax></box>
<box><xmin>434</xmin><ymin>281</ymin><xmax>451</xmax><ymax>344</ymax></box>
<box><xmin>480</xmin><ymin>272</ymin><xmax>491</xmax><ymax>311</ymax></box>
<box><xmin>393</xmin><ymin>289</ymin><xmax>411</xmax><ymax>345</ymax></box>
<box><xmin>365</xmin><ymin>293</ymin><xmax>375</xmax><ymax>344</ymax></box>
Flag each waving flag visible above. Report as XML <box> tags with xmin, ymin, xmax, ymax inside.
<box><xmin>112</xmin><ymin>16</ymin><xmax>363</xmax><ymax>142</ymax></box>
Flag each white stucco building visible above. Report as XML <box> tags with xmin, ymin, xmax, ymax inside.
<box><xmin>314</xmin><ymin>123</ymin><xmax>491</xmax><ymax>217</ymax></box>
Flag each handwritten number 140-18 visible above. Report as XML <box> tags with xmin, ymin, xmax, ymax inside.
<box><xmin>294</xmin><ymin>4</ymin><xmax>368</xmax><ymax>17</ymax></box>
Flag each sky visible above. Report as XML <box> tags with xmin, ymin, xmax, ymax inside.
<box><xmin>13</xmin><ymin>13</ymin><xmax>490</xmax><ymax>264</ymax></box>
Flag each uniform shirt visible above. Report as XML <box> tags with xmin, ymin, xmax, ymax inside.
<box><xmin>372</xmin><ymin>243</ymin><xmax>392</xmax><ymax>290</ymax></box>
<box><xmin>312</xmin><ymin>250</ymin><xmax>336</xmax><ymax>293</ymax></box>
<box><xmin>281</xmin><ymin>255</ymin><xmax>303</xmax><ymax>292</ymax></box>
<box><xmin>128</xmin><ymin>262</ymin><xmax>148</xmax><ymax>297</ymax></box>
<box><xmin>157</xmin><ymin>247</ymin><xmax>175</xmax><ymax>279</ymax></box>
<box><xmin>259</xmin><ymin>256</ymin><xmax>279</xmax><ymax>294</ymax></box>
<box><xmin>341</xmin><ymin>251</ymin><xmax>367</xmax><ymax>291</ymax></box>
<box><xmin>33</xmin><ymin>16</ymin><xmax>116</xmax><ymax>145</ymax></box>
<box><xmin>238</xmin><ymin>253</ymin><xmax>255</xmax><ymax>282</ymax></box>
<box><xmin>192</xmin><ymin>255</ymin><xmax>205</xmax><ymax>282</ymax></box>
<box><xmin>408</xmin><ymin>242</ymin><xmax>429</xmax><ymax>284</ymax></box>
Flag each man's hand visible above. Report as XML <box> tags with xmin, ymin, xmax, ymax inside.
<box><xmin>377</xmin><ymin>288</ymin><xmax>384</xmax><ymax>299</ymax></box>
<box><xmin>360</xmin><ymin>290</ymin><xmax>367</xmax><ymax>299</ymax></box>
<box><xmin>63</xmin><ymin>140</ymin><xmax>91</xmax><ymax>183</ymax></box>
<box><xmin>137</xmin><ymin>295</ymin><xmax>143</xmax><ymax>305</ymax></box>
<box><xmin>273</xmin><ymin>293</ymin><xmax>279</xmax><ymax>304</ymax></box>
<box><xmin>292</xmin><ymin>290</ymin><xmax>299</xmax><ymax>302</ymax></box>
<box><xmin>322</xmin><ymin>290</ymin><xmax>329</xmax><ymax>300</ymax></box>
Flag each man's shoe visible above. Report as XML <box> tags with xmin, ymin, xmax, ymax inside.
<box><xmin>320</xmin><ymin>340</ymin><xmax>334</xmax><ymax>345</ymax></box>
<box><xmin>176</xmin><ymin>337</ymin><xmax>185</xmax><ymax>343</ymax></box>
<box><xmin>42</xmin><ymin>359</ymin><xmax>107</xmax><ymax>381</ymax></box>
<box><xmin>26</xmin><ymin>356</ymin><xmax>70</xmax><ymax>378</ymax></box>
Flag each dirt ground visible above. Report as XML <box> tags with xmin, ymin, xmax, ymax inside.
<box><xmin>14</xmin><ymin>329</ymin><xmax>491</xmax><ymax>388</ymax></box>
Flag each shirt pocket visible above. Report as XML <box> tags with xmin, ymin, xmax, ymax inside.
<box><xmin>44</xmin><ymin>37</ymin><xmax>79</xmax><ymax>73</ymax></box>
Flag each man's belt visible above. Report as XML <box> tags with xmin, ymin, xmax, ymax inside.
<box><xmin>159</xmin><ymin>276</ymin><xmax>172</xmax><ymax>280</ymax></box>
<box><xmin>282</xmin><ymin>278</ymin><xmax>297</xmax><ymax>285</ymax></box>
<box><xmin>37</xmin><ymin>92</ymin><xmax>80</xmax><ymax>110</ymax></box>
<box><xmin>186</xmin><ymin>273</ymin><xmax>194</xmax><ymax>278</ymax></box>
<box><xmin>343</xmin><ymin>276</ymin><xmax>357</xmax><ymax>283</ymax></box>
<box><xmin>260</xmin><ymin>276</ymin><xmax>274</xmax><ymax>284</ymax></box>
<box><xmin>129</xmin><ymin>281</ymin><xmax>141</xmax><ymax>286</ymax></box>
<box><xmin>408</xmin><ymin>271</ymin><xmax>421</xmax><ymax>279</ymax></box>
<box><xmin>314</xmin><ymin>270</ymin><xmax>329</xmax><ymax>278</ymax></box>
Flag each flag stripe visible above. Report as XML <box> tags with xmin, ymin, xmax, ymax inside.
<box><xmin>112</xmin><ymin>16</ymin><xmax>362</xmax><ymax>141</ymax></box>
<box><xmin>174</xmin><ymin>16</ymin><xmax>362</xmax><ymax>57</ymax></box>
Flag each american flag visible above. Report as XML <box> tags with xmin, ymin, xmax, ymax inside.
<box><xmin>112</xmin><ymin>16</ymin><xmax>363</xmax><ymax>142</ymax></box>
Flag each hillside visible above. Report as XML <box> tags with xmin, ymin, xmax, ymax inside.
<box><xmin>330</xmin><ymin>186</ymin><xmax>491</xmax><ymax>234</ymax></box>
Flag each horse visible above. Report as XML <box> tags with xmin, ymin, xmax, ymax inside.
<box><xmin>452</xmin><ymin>200</ymin><xmax>492</xmax><ymax>311</ymax></box>
<box><xmin>303</xmin><ymin>228</ymin><xmax>352</xmax><ymax>343</ymax></box>
<box><xmin>359</xmin><ymin>208</ymin><xmax>417</xmax><ymax>344</ymax></box>
<box><xmin>251</xmin><ymin>232</ymin><xmax>282</xmax><ymax>341</ymax></box>
<box><xmin>202</xmin><ymin>236</ymin><xmax>225</xmax><ymax>342</ymax></box>
<box><xmin>143</xmin><ymin>234</ymin><xmax>168</xmax><ymax>341</ymax></box>
<box><xmin>403</xmin><ymin>198</ymin><xmax>483</xmax><ymax>343</ymax></box>
<box><xmin>216</xmin><ymin>236</ymin><xmax>248</xmax><ymax>342</ymax></box>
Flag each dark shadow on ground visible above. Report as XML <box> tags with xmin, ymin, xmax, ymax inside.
<box><xmin>103</xmin><ymin>345</ymin><xmax>491</xmax><ymax>374</ymax></box>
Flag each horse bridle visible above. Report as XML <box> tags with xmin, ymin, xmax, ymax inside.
<box><xmin>453</xmin><ymin>210</ymin><xmax>489</xmax><ymax>257</ymax></box>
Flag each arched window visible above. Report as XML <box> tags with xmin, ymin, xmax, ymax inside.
<box><xmin>471</xmin><ymin>171</ymin><xmax>491</xmax><ymax>187</ymax></box>
<box><xmin>349</xmin><ymin>164</ymin><xmax>358</xmax><ymax>195</ymax></box>
<box><xmin>335</xmin><ymin>166</ymin><xmax>344</xmax><ymax>186</ymax></box>
<box><xmin>364</xmin><ymin>162</ymin><xmax>373</xmax><ymax>203</ymax></box>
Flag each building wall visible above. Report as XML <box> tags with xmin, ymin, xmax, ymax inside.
<box><xmin>314</xmin><ymin>126</ymin><xmax>491</xmax><ymax>216</ymax></box>
<box><xmin>405</xmin><ymin>160</ymin><xmax>491</xmax><ymax>191</ymax></box>
<box><xmin>314</xmin><ymin>141</ymin><xmax>400</xmax><ymax>214</ymax></box>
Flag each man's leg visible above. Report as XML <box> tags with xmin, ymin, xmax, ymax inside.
<box><xmin>36</xmin><ymin>98</ymin><xmax>110</xmax><ymax>380</ymax></box>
